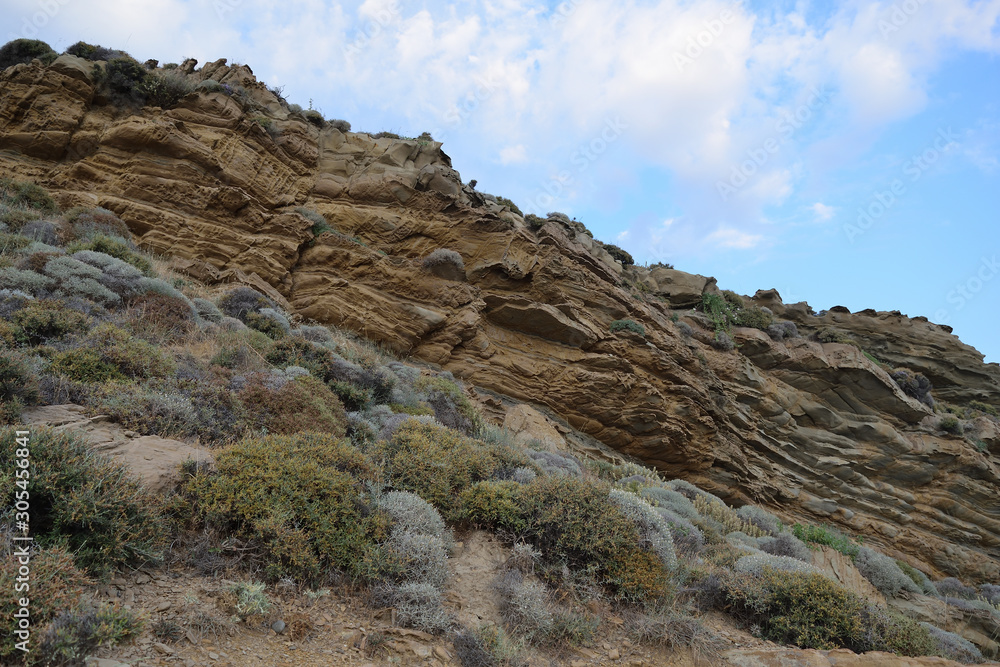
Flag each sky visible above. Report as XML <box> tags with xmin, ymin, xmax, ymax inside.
<box><xmin>3</xmin><ymin>0</ymin><xmax>999</xmax><ymax>363</ymax></box>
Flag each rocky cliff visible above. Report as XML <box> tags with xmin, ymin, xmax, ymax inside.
<box><xmin>2</xmin><ymin>54</ymin><xmax>998</xmax><ymax>586</ymax></box>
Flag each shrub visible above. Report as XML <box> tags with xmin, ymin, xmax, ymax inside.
<box><xmin>0</xmin><ymin>179</ymin><xmax>57</xmax><ymax>214</ymax></box>
<box><xmin>939</xmin><ymin>416</ymin><xmax>963</xmax><ymax>435</ymax></box>
<box><xmin>19</xmin><ymin>220</ymin><xmax>61</xmax><ymax>245</ymax></box>
<box><xmin>722</xmin><ymin>566</ymin><xmax>934</xmax><ymax>654</ymax></box>
<box><xmin>610</xmin><ymin>319</ymin><xmax>645</xmax><ymax>336</ymax></box>
<box><xmin>734</xmin><ymin>306</ymin><xmax>774</xmax><ymax>330</ymax></box>
<box><xmin>734</xmin><ymin>553</ymin><xmax>823</xmax><ymax>576</ymax></box>
<box><xmin>968</xmin><ymin>400</ymin><xmax>999</xmax><ymax>418</ymax></box>
<box><xmin>184</xmin><ymin>433</ymin><xmax>377</xmax><ymax>583</ymax></box>
<box><xmin>495</xmin><ymin>196</ymin><xmax>523</xmax><ymax>217</ymax></box>
<box><xmin>519</xmin><ymin>476</ymin><xmax>669</xmax><ymax>601</ymax></box>
<box><xmin>64</xmin><ymin>207</ymin><xmax>130</xmax><ymax>239</ymax></box>
<box><xmin>128</xmin><ymin>291</ymin><xmax>196</xmax><ymax>340</ymax></box>
<box><xmin>37</xmin><ymin>603</ymin><xmax>144</xmax><ymax>665</ymax></box>
<box><xmin>376</xmin><ymin>491</ymin><xmax>447</xmax><ymax>539</ymax></box>
<box><xmin>0</xmin><ymin>38</ymin><xmax>57</xmax><ymax>69</ymax></box>
<box><xmin>0</xmin><ymin>427</ymin><xmax>165</xmax><ymax>576</ymax></box>
<box><xmin>422</xmin><ymin>249</ymin><xmax>465</xmax><ymax>279</ymax></box>
<box><xmin>527</xmin><ymin>450</ymin><xmax>582</xmax><ymax>478</ymax></box>
<box><xmin>245</xmin><ymin>309</ymin><xmax>289</xmax><ymax>339</ymax></box>
<box><xmin>0</xmin><ymin>544</ymin><xmax>89</xmax><ymax>662</ymax></box>
<box><xmin>49</xmin><ymin>348</ymin><xmax>125</xmax><ymax>384</ymax></box>
<box><xmin>524</xmin><ymin>214</ymin><xmax>546</xmax><ymax>229</ymax></box>
<box><xmin>237</xmin><ymin>373</ymin><xmax>347</xmax><ymax>437</ymax></box>
<box><xmin>193</xmin><ymin>297</ymin><xmax>223</xmax><ymax>323</ymax></box>
<box><xmin>602</xmin><ymin>243</ymin><xmax>634</xmax><ymax>266</ymax></box>
<box><xmin>766</xmin><ymin>321</ymin><xmax>800</xmax><ymax>341</ymax></box>
<box><xmin>735</xmin><ymin>505</ymin><xmax>781</xmax><ymax>536</ymax></box>
<box><xmin>374</xmin><ymin>421</ymin><xmax>527</xmax><ymax>518</ymax></box>
<box><xmin>854</xmin><ymin>547</ymin><xmax>921</xmax><ymax>598</ymax></box>
<box><xmin>0</xmin><ymin>349</ymin><xmax>38</xmax><ymax>423</ymax></box>
<box><xmin>922</xmin><ymin>623</ymin><xmax>984</xmax><ymax>664</ymax></box>
<box><xmin>641</xmin><ymin>487</ymin><xmax>700</xmax><ymax>521</ymax></box>
<box><xmin>42</xmin><ymin>255</ymin><xmax>121</xmax><ymax>305</ymax></box>
<box><xmin>227</xmin><ymin>581</ymin><xmax>272</xmax><ymax>620</ymax></box>
<box><xmin>816</xmin><ymin>327</ymin><xmax>860</xmax><ymax>347</ymax></box>
<box><xmin>453</xmin><ymin>628</ymin><xmax>496</xmax><ymax>667</ymax></box>
<box><xmin>11</xmin><ymin>299</ymin><xmax>89</xmax><ymax>344</ymax></box>
<box><xmin>64</xmin><ymin>41</ymin><xmax>129</xmax><ymax>61</ymax></box>
<box><xmin>711</xmin><ymin>331</ymin><xmax>735</xmax><ymax>351</ymax></box>
<box><xmin>459</xmin><ymin>480</ymin><xmax>528</xmax><ymax>533</ymax></box>
<box><xmin>217</xmin><ymin>285</ymin><xmax>275</xmax><ymax>320</ymax></box>
<box><xmin>493</xmin><ymin>569</ymin><xmax>553</xmax><ymax>641</ymax></box>
<box><xmin>101</xmin><ymin>56</ymin><xmax>148</xmax><ymax>105</ymax></box>
<box><xmin>791</xmin><ymin>523</ymin><xmax>860</xmax><ymax>558</ymax></box>
<box><xmin>414</xmin><ymin>375</ymin><xmax>481</xmax><ymax>435</ymax></box>
<box><xmin>654</xmin><ymin>507</ymin><xmax>704</xmax><ymax>556</ymax></box>
<box><xmin>693</xmin><ymin>495</ymin><xmax>766</xmax><ymax>538</ymax></box>
<box><xmin>384</xmin><ymin>582</ymin><xmax>452</xmax><ymax>633</ymax></box>
<box><xmin>138</xmin><ymin>70</ymin><xmax>196</xmax><ymax>108</ymax></box>
<box><xmin>758</xmin><ymin>532</ymin><xmax>811</xmax><ymax>562</ymax></box>
<box><xmin>895</xmin><ymin>560</ymin><xmax>939</xmax><ymax>597</ymax></box>
<box><xmin>629</xmin><ymin>608</ymin><xmax>724</xmax><ymax>659</ymax></box>
<box><xmin>73</xmin><ymin>323</ymin><xmax>175</xmax><ymax>380</ymax></box>
<box><xmin>609</xmin><ymin>489</ymin><xmax>678</xmax><ymax>572</ymax></box>
<box><xmin>935</xmin><ymin>577</ymin><xmax>977</xmax><ymax>600</ymax></box>
<box><xmin>382</xmin><ymin>529</ymin><xmax>449</xmax><ymax>589</ymax></box>
<box><xmin>66</xmin><ymin>235</ymin><xmax>153</xmax><ymax>276</ymax></box>
<box><xmin>329</xmin><ymin>118</ymin><xmax>351</xmax><ymax>132</ymax></box>
<box><xmin>890</xmin><ymin>368</ymin><xmax>934</xmax><ymax>406</ymax></box>
<box><xmin>295</xmin><ymin>207</ymin><xmax>333</xmax><ymax>236</ymax></box>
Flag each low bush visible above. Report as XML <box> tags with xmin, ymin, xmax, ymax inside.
<box><xmin>0</xmin><ymin>349</ymin><xmax>38</xmax><ymax>422</ymax></box>
<box><xmin>711</xmin><ymin>331</ymin><xmax>735</xmax><ymax>351</ymax></box>
<box><xmin>767</xmin><ymin>321</ymin><xmax>800</xmax><ymax>341</ymax></box>
<box><xmin>493</xmin><ymin>568</ymin><xmax>553</xmax><ymax>641</ymax></box>
<box><xmin>459</xmin><ymin>480</ymin><xmax>528</xmax><ymax>533</ymax></box>
<box><xmin>295</xmin><ymin>207</ymin><xmax>333</xmax><ymax>236</ymax></box>
<box><xmin>64</xmin><ymin>41</ymin><xmax>129</xmax><ymax>62</ymax></box>
<box><xmin>184</xmin><ymin>432</ymin><xmax>378</xmax><ymax>583</ymax></box>
<box><xmin>495</xmin><ymin>196</ymin><xmax>523</xmax><ymax>217</ymax></box>
<box><xmin>414</xmin><ymin>375</ymin><xmax>481</xmax><ymax>435</ymax></box>
<box><xmin>854</xmin><ymin>546</ymin><xmax>921</xmax><ymax>598</ymax></box>
<box><xmin>734</xmin><ymin>553</ymin><xmax>822</xmax><ymax>576</ymax></box>
<box><xmin>72</xmin><ymin>323</ymin><xmax>175</xmax><ymax>380</ymax></box>
<box><xmin>735</xmin><ymin>505</ymin><xmax>781</xmax><ymax>536</ymax></box>
<box><xmin>922</xmin><ymin>623</ymin><xmax>984</xmax><ymax>664</ymax></box>
<box><xmin>127</xmin><ymin>291</ymin><xmax>196</xmax><ymax>341</ymax></box>
<box><xmin>629</xmin><ymin>608</ymin><xmax>724</xmax><ymax>659</ymax></box>
<box><xmin>376</xmin><ymin>491</ymin><xmax>448</xmax><ymax>540</ymax></box>
<box><xmin>609</xmin><ymin>489</ymin><xmax>678</xmax><ymax>572</ymax></box>
<box><xmin>0</xmin><ymin>544</ymin><xmax>90</xmax><ymax>662</ymax></box>
<box><xmin>0</xmin><ymin>178</ymin><xmax>58</xmax><ymax>214</ymax></box>
<box><xmin>791</xmin><ymin>523</ymin><xmax>860</xmax><ymax>558</ymax></box>
<box><xmin>816</xmin><ymin>327</ymin><xmax>860</xmax><ymax>347</ymax></box>
<box><xmin>0</xmin><ymin>427</ymin><xmax>165</xmax><ymax>576</ymax></box>
<box><xmin>245</xmin><ymin>309</ymin><xmax>289</xmax><ymax>339</ymax></box>
<box><xmin>64</xmin><ymin>207</ymin><xmax>131</xmax><ymax>240</ymax></box>
<box><xmin>374</xmin><ymin>421</ymin><xmax>527</xmax><ymax>519</ymax></box>
<box><xmin>939</xmin><ymin>416</ymin><xmax>963</xmax><ymax>435</ymax></box>
<box><xmin>37</xmin><ymin>602</ymin><xmax>144</xmax><ymax>665</ymax></box>
<box><xmin>66</xmin><ymin>234</ymin><xmax>153</xmax><ymax>276</ymax></box>
<box><xmin>896</xmin><ymin>560</ymin><xmax>938</xmax><ymax>596</ymax></box>
<box><xmin>693</xmin><ymin>495</ymin><xmax>766</xmax><ymax>538</ymax></box>
<box><xmin>139</xmin><ymin>70</ymin><xmax>196</xmax><ymax>108</ymax></box>
<box><xmin>733</xmin><ymin>306</ymin><xmax>774</xmax><ymax>330</ymax></box>
<box><xmin>935</xmin><ymin>577</ymin><xmax>977</xmax><ymax>600</ymax></box>
<box><xmin>758</xmin><ymin>532</ymin><xmax>811</xmax><ymax>562</ymax></box>
<box><xmin>602</xmin><ymin>243</ymin><xmax>634</xmax><ymax>266</ymax></box>
<box><xmin>0</xmin><ymin>38</ymin><xmax>57</xmax><ymax>69</ymax></box>
<box><xmin>11</xmin><ymin>299</ymin><xmax>89</xmax><ymax>344</ymax></box>
<box><xmin>891</xmin><ymin>368</ymin><xmax>934</xmax><ymax>407</ymax></box>
<box><xmin>422</xmin><ymin>249</ymin><xmax>465</xmax><ymax>279</ymax></box>
<box><xmin>217</xmin><ymin>286</ymin><xmax>275</xmax><ymax>320</ymax></box>
<box><xmin>382</xmin><ymin>582</ymin><xmax>452</xmax><ymax>633</ymax></box>
<box><xmin>721</xmin><ymin>566</ymin><xmax>934</xmax><ymax>654</ymax></box>
<box><xmin>236</xmin><ymin>373</ymin><xmax>347</xmax><ymax>437</ymax></box>
<box><xmin>610</xmin><ymin>319</ymin><xmax>645</xmax><ymax>336</ymax></box>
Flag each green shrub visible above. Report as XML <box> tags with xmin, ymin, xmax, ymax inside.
<box><xmin>0</xmin><ymin>545</ymin><xmax>90</xmax><ymax>662</ymax></box>
<box><xmin>127</xmin><ymin>292</ymin><xmax>197</xmax><ymax>341</ymax></box>
<box><xmin>138</xmin><ymin>70</ymin><xmax>196</xmax><ymax>108</ymax></box>
<box><xmin>64</xmin><ymin>42</ymin><xmax>129</xmax><ymax>62</ymax></box>
<box><xmin>968</xmin><ymin>400</ymin><xmax>998</xmax><ymax>418</ymax></box>
<box><xmin>218</xmin><ymin>286</ymin><xmax>275</xmax><ymax>320</ymax></box>
<box><xmin>375</xmin><ymin>421</ymin><xmax>526</xmax><ymax>518</ymax></box>
<box><xmin>525</xmin><ymin>214</ymin><xmax>546</xmax><ymax>229</ymax></box>
<box><xmin>0</xmin><ymin>39</ymin><xmax>57</xmax><ymax>69</ymax></box>
<box><xmin>791</xmin><ymin>523</ymin><xmax>860</xmax><ymax>558</ymax></box>
<box><xmin>816</xmin><ymin>327</ymin><xmax>860</xmax><ymax>347</ymax></box>
<box><xmin>49</xmin><ymin>349</ymin><xmax>125</xmax><ymax>383</ymax></box>
<box><xmin>71</xmin><ymin>323</ymin><xmax>175</xmax><ymax>380</ymax></box>
<box><xmin>721</xmin><ymin>566</ymin><xmax>934</xmax><ymax>654</ymax></box>
<box><xmin>0</xmin><ymin>178</ymin><xmax>58</xmax><ymax>213</ymax></box>
<box><xmin>610</xmin><ymin>319</ymin><xmax>645</xmax><ymax>336</ymax></box>
<box><xmin>0</xmin><ymin>348</ymin><xmax>39</xmax><ymax>422</ymax></box>
<box><xmin>890</xmin><ymin>368</ymin><xmax>934</xmax><ymax>407</ymax></box>
<box><xmin>64</xmin><ymin>207</ymin><xmax>130</xmax><ymax>240</ymax></box>
<box><xmin>854</xmin><ymin>546</ymin><xmax>921</xmax><ymax>598</ymax></box>
<box><xmin>602</xmin><ymin>243</ymin><xmax>634</xmax><ymax>266</ymax></box>
<box><xmin>211</xmin><ymin>328</ymin><xmax>272</xmax><ymax>371</ymax></box>
<box><xmin>0</xmin><ymin>427</ymin><xmax>166</xmax><ymax>576</ymax></box>
<box><xmin>37</xmin><ymin>603</ymin><xmax>143</xmax><ymax>665</ymax></box>
<box><xmin>237</xmin><ymin>373</ymin><xmax>347</xmax><ymax>437</ymax></box>
<box><xmin>939</xmin><ymin>416</ymin><xmax>963</xmax><ymax>435</ymax></box>
<box><xmin>66</xmin><ymin>235</ymin><xmax>153</xmax><ymax>275</ymax></box>
<box><xmin>734</xmin><ymin>306</ymin><xmax>774</xmax><ymax>330</ymax></box>
<box><xmin>12</xmin><ymin>299</ymin><xmax>90</xmax><ymax>344</ymax></box>
<box><xmin>414</xmin><ymin>375</ymin><xmax>482</xmax><ymax>435</ymax></box>
<box><xmin>459</xmin><ymin>480</ymin><xmax>528</xmax><ymax>533</ymax></box>
<box><xmin>495</xmin><ymin>196</ymin><xmax>523</xmax><ymax>217</ymax></box>
<box><xmin>101</xmin><ymin>57</ymin><xmax>148</xmax><ymax>106</ymax></box>
<box><xmin>184</xmin><ymin>432</ymin><xmax>380</xmax><ymax>583</ymax></box>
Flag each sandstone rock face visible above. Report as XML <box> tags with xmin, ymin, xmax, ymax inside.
<box><xmin>2</xmin><ymin>58</ymin><xmax>998</xmax><ymax>584</ymax></box>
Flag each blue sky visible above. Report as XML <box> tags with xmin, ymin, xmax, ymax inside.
<box><xmin>3</xmin><ymin>0</ymin><xmax>999</xmax><ymax>363</ymax></box>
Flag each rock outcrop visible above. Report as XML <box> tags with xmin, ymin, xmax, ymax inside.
<box><xmin>2</xmin><ymin>56</ymin><xmax>998</xmax><ymax>587</ymax></box>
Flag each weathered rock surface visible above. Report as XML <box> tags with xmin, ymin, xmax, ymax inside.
<box><xmin>2</xmin><ymin>57</ymin><xmax>998</xmax><ymax>586</ymax></box>
<box><xmin>21</xmin><ymin>404</ymin><xmax>213</xmax><ymax>494</ymax></box>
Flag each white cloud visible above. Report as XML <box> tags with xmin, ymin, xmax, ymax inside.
<box><xmin>499</xmin><ymin>144</ymin><xmax>527</xmax><ymax>165</ymax></box>
<box><xmin>706</xmin><ymin>228</ymin><xmax>764</xmax><ymax>250</ymax></box>
<box><xmin>812</xmin><ymin>202</ymin><xmax>835</xmax><ymax>221</ymax></box>
<box><xmin>616</xmin><ymin>230</ymin><xmax>629</xmax><ymax>241</ymax></box>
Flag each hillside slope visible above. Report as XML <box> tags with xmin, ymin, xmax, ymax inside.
<box><xmin>1</xmin><ymin>52</ymin><xmax>999</xmax><ymax>590</ymax></box>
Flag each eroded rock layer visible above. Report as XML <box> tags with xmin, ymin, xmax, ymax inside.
<box><xmin>2</xmin><ymin>56</ymin><xmax>998</xmax><ymax>583</ymax></box>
